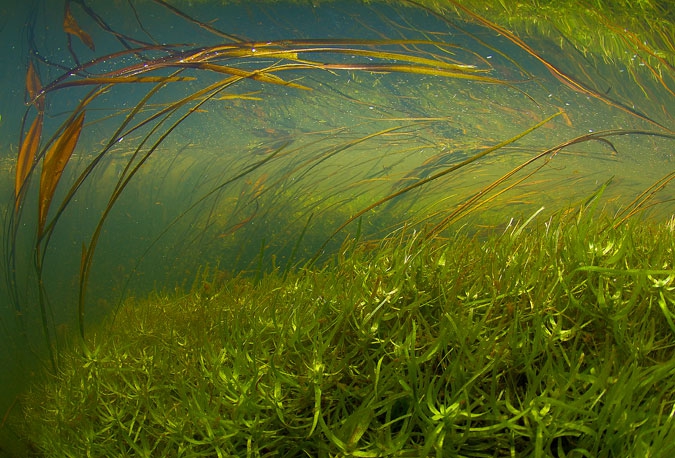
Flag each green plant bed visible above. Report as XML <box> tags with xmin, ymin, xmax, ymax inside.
<box><xmin>15</xmin><ymin>208</ymin><xmax>675</xmax><ymax>457</ymax></box>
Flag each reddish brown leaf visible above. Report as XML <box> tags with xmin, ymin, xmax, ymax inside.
<box><xmin>15</xmin><ymin>114</ymin><xmax>43</xmax><ymax>211</ymax></box>
<box><xmin>217</xmin><ymin>213</ymin><xmax>255</xmax><ymax>238</ymax></box>
<box><xmin>26</xmin><ymin>61</ymin><xmax>44</xmax><ymax>111</ymax></box>
<box><xmin>38</xmin><ymin>111</ymin><xmax>85</xmax><ymax>235</ymax></box>
<box><xmin>63</xmin><ymin>3</ymin><xmax>95</xmax><ymax>51</ymax></box>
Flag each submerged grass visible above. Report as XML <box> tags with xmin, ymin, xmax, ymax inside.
<box><xmin>14</xmin><ymin>206</ymin><xmax>675</xmax><ymax>457</ymax></box>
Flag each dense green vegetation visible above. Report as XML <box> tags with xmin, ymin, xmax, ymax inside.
<box><xmin>2</xmin><ymin>0</ymin><xmax>673</xmax><ymax>456</ymax></box>
<box><xmin>15</xmin><ymin>206</ymin><xmax>675</xmax><ymax>456</ymax></box>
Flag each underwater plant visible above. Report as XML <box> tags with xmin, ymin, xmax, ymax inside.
<box><xmin>1</xmin><ymin>0</ymin><xmax>674</xmax><ymax>455</ymax></box>
<box><xmin>12</xmin><ymin>203</ymin><xmax>675</xmax><ymax>456</ymax></box>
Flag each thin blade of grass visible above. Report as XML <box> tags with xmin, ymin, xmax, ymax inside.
<box><xmin>15</xmin><ymin>115</ymin><xmax>43</xmax><ymax>212</ymax></box>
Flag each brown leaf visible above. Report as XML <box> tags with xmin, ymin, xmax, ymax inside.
<box><xmin>26</xmin><ymin>61</ymin><xmax>44</xmax><ymax>111</ymax></box>
<box><xmin>15</xmin><ymin>114</ymin><xmax>43</xmax><ymax>211</ymax></box>
<box><xmin>63</xmin><ymin>3</ymin><xmax>95</xmax><ymax>51</ymax></box>
<box><xmin>38</xmin><ymin>111</ymin><xmax>85</xmax><ymax>235</ymax></box>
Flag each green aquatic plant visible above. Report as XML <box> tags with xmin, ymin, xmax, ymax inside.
<box><xmin>12</xmin><ymin>204</ymin><xmax>675</xmax><ymax>456</ymax></box>
<box><xmin>450</xmin><ymin>0</ymin><xmax>675</xmax><ymax>71</ymax></box>
<box><xmin>2</xmin><ymin>0</ymin><xmax>674</xmax><ymax>453</ymax></box>
<box><xmin>6</xmin><ymin>0</ymin><xmax>539</xmax><ymax>367</ymax></box>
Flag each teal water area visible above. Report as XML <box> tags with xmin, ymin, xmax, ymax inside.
<box><xmin>0</xmin><ymin>0</ymin><xmax>673</xmax><ymax>454</ymax></box>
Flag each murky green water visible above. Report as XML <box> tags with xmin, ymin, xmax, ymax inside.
<box><xmin>1</xmin><ymin>1</ymin><xmax>673</xmax><ymax>453</ymax></box>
